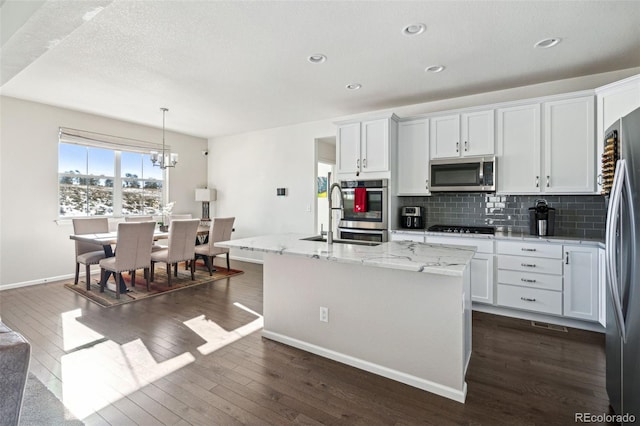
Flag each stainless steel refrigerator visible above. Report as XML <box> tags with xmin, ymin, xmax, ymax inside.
<box><xmin>605</xmin><ymin>106</ymin><xmax>640</xmax><ymax>423</ymax></box>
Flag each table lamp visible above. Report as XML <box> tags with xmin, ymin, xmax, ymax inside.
<box><xmin>195</xmin><ymin>188</ymin><xmax>217</xmax><ymax>220</ymax></box>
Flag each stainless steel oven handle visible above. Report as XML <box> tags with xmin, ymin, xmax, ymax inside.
<box><xmin>479</xmin><ymin>159</ymin><xmax>484</xmax><ymax>184</ymax></box>
<box><xmin>606</xmin><ymin>159</ymin><xmax>627</xmax><ymax>343</ymax></box>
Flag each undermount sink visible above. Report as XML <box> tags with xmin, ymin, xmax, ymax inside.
<box><xmin>300</xmin><ymin>236</ymin><xmax>381</xmax><ymax>246</ymax></box>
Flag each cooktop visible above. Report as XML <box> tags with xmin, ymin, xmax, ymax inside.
<box><xmin>427</xmin><ymin>224</ymin><xmax>495</xmax><ymax>235</ymax></box>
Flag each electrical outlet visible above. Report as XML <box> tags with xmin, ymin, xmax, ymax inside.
<box><xmin>319</xmin><ymin>306</ymin><xmax>329</xmax><ymax>323</ymax></box>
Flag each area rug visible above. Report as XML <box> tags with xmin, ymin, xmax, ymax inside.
<box><xmin>20</xmin><ymin>373</ymin><xmax>84</xmax><ymax>425</ymax></box>
<box><xmin>64</xmin><ymin>262</ymin><xmax>243</xmax><ymax>308</ymax></box>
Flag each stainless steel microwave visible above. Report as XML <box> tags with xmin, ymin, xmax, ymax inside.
<box><xmin>429</xmin><ymin>156</ymin><xmax>496</xmax><ymax>192</ymax></box>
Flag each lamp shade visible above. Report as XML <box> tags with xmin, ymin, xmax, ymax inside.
<box><xmin>195</xmin><ymin>188</ymin><xmax>217</xmax><ymax>202</ymax></box>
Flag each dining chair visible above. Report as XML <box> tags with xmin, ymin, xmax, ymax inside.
<box><xmin>124</xmin><ymin>215</ymin><xmax>153</xmax><ymax>222</ymax></box>
<box><xmin>124</xmin><ymin>215</ymin><xmax>164</xmax><ymax>251</ymax></box>
<box><xmin>72</xmin><ymin>217</ymin><xmax>109</xmax><ymax>290</ymax></box>
<box><xmin>98</xmin><ymin>221</ymin><xmax>155</xmax><ymax>298</ymax></box>
<box><xmin>195</xmin><ymin>217</ymin><xmax>235</xmax><ymax>275</ymax></box>
<box><xmin>150</xmin><ymin>219</ymin><xmax>200</xmax><ymax>286</ymax></box>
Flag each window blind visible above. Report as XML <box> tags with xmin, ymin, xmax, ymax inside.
<box><xmin>59</xmin><ymin>127</ymin><xmax>168</xmax><ymax>154</ymax></box>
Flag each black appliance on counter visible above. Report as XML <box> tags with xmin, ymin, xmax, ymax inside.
<box><xmin>528</xmin><ymin>199</ymin><xmax>556</xmax><ymax>236</ymax></box>
<box><xmin>401</xmin><ymin>206</ymin><xmax>424</xmax><ymax>229</ymax></box>
<box><xmin>427</xmin><ymin>224</ymin><xmax>495</xmax><ymax>234</ymax></box>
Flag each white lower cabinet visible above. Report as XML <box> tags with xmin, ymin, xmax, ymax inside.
<box><xmin>390</xmin><ymin>231</ymin><xmax>425</xmax><ymax>243</ymax></box>
<box><xmin>495</xmin><ymin>240</ymin><xmax>563</xmax><ymax>316</ymax></box>
<box><xmin>426</xmin><ymin>236</ymin><xmax>494</xmax><ymax>304</ymax></box>
<box><xmin>563</xmin><ymin>245</ymin><xmax>599</xmax><ymax>322</ymax></box>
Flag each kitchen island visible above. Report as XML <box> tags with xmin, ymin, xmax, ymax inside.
<box><xmin>216</xmin><ymin>234</ymin><xmax>475</xmax><ymax>402</ymax></box>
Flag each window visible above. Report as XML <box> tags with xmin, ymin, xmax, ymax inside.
<box><xmin>58</xmin><ymin>128</ymin><xmax>166</xmax><ymax>218</ymax></box>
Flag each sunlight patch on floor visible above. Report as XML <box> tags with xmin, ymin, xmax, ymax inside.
<box><xmin>61</xmin><ymin>338</ymin><xmax>195</xmax><ymax>419</ymax></box>
<box><xmin>184</xmin><ymin>302</ymin><xmax>263</xmax><ymax>355</ymax></box>
<box><xmin>61</xmin><ymin>309</ymin><xmax>104</xmax><ymax>351</ymax></box>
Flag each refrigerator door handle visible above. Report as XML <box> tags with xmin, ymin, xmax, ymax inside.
<box><xmin>606</xmin><ymin>159</ymin><xmax>628</xmax><ymax>343</ymax></box>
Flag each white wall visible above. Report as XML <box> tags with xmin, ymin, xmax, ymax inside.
<box><xmin>208</xmin><ymin>67</ymin><xmax>640</xmax><ymax>263</ymax></box>
<box><xmin>0</xmin><ymin>96</ymin><xmax>208</xmax><ymax>288</ymax></box>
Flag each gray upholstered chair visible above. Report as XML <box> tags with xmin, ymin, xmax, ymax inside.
<box><xmin>99</xmin><ymin>221</ymin><xmax>155</xmax><ymax>298</ymax></box>
<box><xmin>150</xmin><ymin>219</ymin><xmax>200</xmax><ymax>286</ymax></box>
<box><xmin>72</xmin><ymin>217</ymin><xmax>109</xmax><ymax>290</ymax></box>
<box><xmin>195</xmin><ymin>217</ymin><xmax>235</xmax><ymax>275</ymax></box>
<box><xmin>124</xmin><ymin>216</ymin><xmax>163</xmax><ymax>251</ymax></box>
<box><xmin>124</xmin><ymin>215</ymin><xmax>153</xmax><ymax>222</ymax></box>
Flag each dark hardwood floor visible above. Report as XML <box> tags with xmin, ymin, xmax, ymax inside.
<box><xmin>0</xmin><ymin>259</ymin><xmax>611</xmax><ymax>425</ymax></box>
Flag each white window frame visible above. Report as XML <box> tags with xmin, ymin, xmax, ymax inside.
<box><xmin>58</xmin><ymin>127</ymin><xmax>168</xmax><ymax>218</ymax></box>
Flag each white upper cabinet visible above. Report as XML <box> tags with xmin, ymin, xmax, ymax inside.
<box><xmin>430</xmin><ymin>115</ymin><xmax>460</xmax><ymax>159</ymax></box>
<box><xmin>497</xmin><ymin>103</ymin><xmax>541</xmax><ymax>193</ymax></box>
<box><xmin>430</xmin><ymin>110</ymin><xmax>494</xmax><ymax>159</ymax></box>
<box><xmin>397</xmin><ymin>118</ymin><xmax>430</xmax><ymax>195</ymax></box>
<box><xmin>595</xmin><ymin>75</ymin><xmax>640</xmax><ymax>193</ymax></box>
<box><xmin>461</xmin><ymin>110</ymin><xmax>495</xmax><ymax>157</ymax></box>
<box><xmin>543</xmin><ymin>95</ymin><xmax>595</xmax><ymax>193</ymax></box>
<box><xmin>336</xmin><ymin>115</ymin><xmax>398</xmax><ymax>176</ymax></box>
<box><xmin>497</xmin><ymin>93</ymin><xmax>596</xmax><ymax>195</ymax></box>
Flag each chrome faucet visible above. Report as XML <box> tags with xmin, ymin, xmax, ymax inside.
<box><xmin>327</xmin><ymin>172</ymin><xmax>344</xmax><ymax>244</ymax></box>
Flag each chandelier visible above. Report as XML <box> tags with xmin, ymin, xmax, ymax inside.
<box><xmin>150</xmin><ymin>107</ymin><xmax>178</xmax><ymax>169</ymax></box>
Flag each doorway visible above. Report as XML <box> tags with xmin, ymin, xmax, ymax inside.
<box><xmin>315</xmin><ymin>137</ymin><xmax>336</xmax><ymax>235</ymax></box>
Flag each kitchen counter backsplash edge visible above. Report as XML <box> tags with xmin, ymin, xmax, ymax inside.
<box><xmin>391</xmin><ymin>229</ymin><xmax>604</xmax><ymax>247</ymax></box>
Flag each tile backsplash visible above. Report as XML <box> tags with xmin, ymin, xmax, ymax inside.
<box><xmin>397</xmin><ymin>193</ymin><xmax>607</xmax><ymax>239</ymax></box>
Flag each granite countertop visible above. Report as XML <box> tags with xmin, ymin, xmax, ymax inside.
<box><xmin>391</xmin><ymin>229</ymin><xmax>604</xmax><ymax>247</ymax></box>
<box><xmin>216</xmin><ymin>233</ymin><xmax>476</xmax><ymax>277</ymax></box>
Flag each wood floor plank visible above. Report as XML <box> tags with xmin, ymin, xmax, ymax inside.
<box><xmin>1</xmin><ymin>259</ymin><xmax>612</xmax><ymax>425</ymax></box>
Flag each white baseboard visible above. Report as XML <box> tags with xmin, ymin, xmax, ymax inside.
<box><xmin>0</xmin><ymin>273</ymin><xmax>76</xmax><ymax>291</ymax></box>
<box><xmin>262</xmin><ymin>329</ymin><xmax>467</xmax><ymax>404</ymax></box>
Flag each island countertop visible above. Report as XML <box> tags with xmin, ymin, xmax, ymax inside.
<box><xmin>216</xmin><ymin>233</ymin><xmax>475</xmax><ymax>276</ymax></box>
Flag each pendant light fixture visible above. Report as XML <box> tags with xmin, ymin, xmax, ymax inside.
<box><xmin>150</xmin><ymin>107</ymin><xmax>178</xmax><ymax>169</ymax></box>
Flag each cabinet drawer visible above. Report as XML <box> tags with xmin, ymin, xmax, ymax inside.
<box><xmin>497</xmin><ymin>270</ymin><xmax>563</xmax><ymax>291</ymax></box>
<box><xmin>426</xmin><ymin>236</ymin><xmax>493</xmax><ymax>254</ymax></box>
<box><xmin>496</xmin><ymin>240</ymin><xmax>562</xmax><ymax>259</ymax></box>
<box><xmin>497</xmin><ymin>255</ymin><xmax>563</xmax><ymax>275</ymax></box>
<box><xmin>497</xmin><ymin>284</ymin><xmax>562</xmax><ymax>316</ymax></box>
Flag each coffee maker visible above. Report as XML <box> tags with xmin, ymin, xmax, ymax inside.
<box><xmin>528</xmin><ymin>199</ymin><xmax>556</xmax><ymax>236</ymax></box>
<box><xmin>401</xmin><ymin>206</ymin><xmax>424</xmax><ymax>229</ymax></box>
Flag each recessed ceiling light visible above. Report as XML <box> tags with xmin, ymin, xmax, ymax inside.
<box><xmin>346</xmin><ymin>83</ymin><xmax>362</xmax><ymax>90</ymax></box>
<box><xmin>425</xmin><ymin>65</ymin><xmax>445</xmax><ymax>73</ymax></box>
<box><xmin>534</xmin><ymin>38</ymin><xmax>561</xmax><ymax>49</ymax></box>
<box><xmin>307</xmin><ymin>54</ymin><xmax>327</xmax><ymax>64</ymax></box>
<box><xmin>403</xmin><ymin>23</ymin><xmax>426</xmax><ymax>36</ymax></box>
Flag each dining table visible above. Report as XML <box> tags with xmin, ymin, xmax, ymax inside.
<box><xmin>69</xmin><ymin>226</ymin><xmax>210</xmax><ymax>291</ymax></box>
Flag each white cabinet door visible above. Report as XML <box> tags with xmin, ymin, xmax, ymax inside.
<box><xmin>543</xmin><ymin>96</ymin><xmax>595</xmax><ymax>193</ymax></box>
<box><xmin>563</xmin><ymin>245</ymin><xmax>599</xmax><ymax>322</ymax></box>
<box><xmin>461</xmin><ymin>110</ymin><xmax>494</xmax><ymax>157</ymax></box>
<box><xmin>361</xmin><ymin>118</ymin><xmax>389</xmax><ymax>172</ymax></box>
<box><xmin>337</xmin><ymin>122</ymin><xmax>361</xmax><ymax>174</ymax></box>
<box><xmin>470</xmin><ymin>252</ymin><xmax>494</xmax><ymax>304</ymax></box>
<box><xmin>430</xmin><ymin>114</ymin><xmax>460</xmax><ymax>159</ymax></box>
<box><xmin>397</xmin><ymin>119</ymin><xmax>430</xmax><ymax>195</ymax></box>
<box><xmin>497</xmin><ymin>103</ymin><xmax>541</xmax><ymax>194</ymax></box>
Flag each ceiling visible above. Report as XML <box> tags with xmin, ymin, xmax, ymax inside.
<box><xmin>2</xmin><ymin>1</ymin><xmax>640</xmax><ymax>139</ymax></box>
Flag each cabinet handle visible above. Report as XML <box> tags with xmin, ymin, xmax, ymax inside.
<box><xmin>425</xmin><ymin>179</ymin><xmax>429</xmax><ymax>191</ymax></box>
<box><xmin>520</xmin><ymin>297</ymin><xmax>537</xmax><ymax>302</ymax></box>
<box><xmin>521</xmin><ymin>248</ymin><xmax>536</xmax><ymax>252</ymax></box>
<box><xmin>357</xmin><ymin>159</ymin><xmax>360</xmax><ymax>169</ymax></box>
<box><xmin>363</xmin><ymin>158</ymin><xmax>367</xmax><ymax>168</ymax></box>
<box><xmin>535</xmin><ymin>176</ymin><xmax>540</xmax><ymax>187</ymax></box>
<box><xmin>464</xmin><ymin>141</ymin><xmax>468</xmax><ymax>152</ymax></box>
<box><xmin>521</xmin><ymin>278</ymin><xmax>537</xmax><ymax>283</ymax></box>
<box><xmin>565</xmin><ymin>252</ymin><xmax>569</xmax><ymax>265</ymax></box>
<box><xmin>521</xmin><ymin>263</ymin><xmax>537</xmax><ymax>268</ymax></box>
<box><xmin>456</xmin><ymin>141</ymin><xmax>459</xmax><ymax>153</ymax></box>
<box><xmin>546</xmin><ymin>175</ymin><xmax>550</xmax><ymax>188</ymax></box>
<box><xmin>597</xmin><ymin>174</ymin><xmax>603</xmax><ymax>186</ymax></box>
